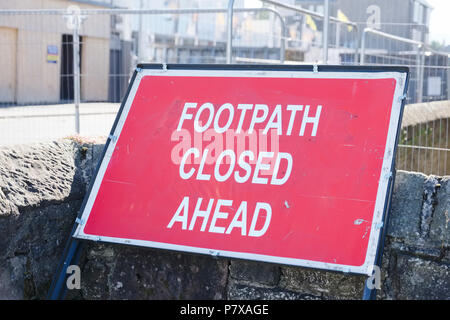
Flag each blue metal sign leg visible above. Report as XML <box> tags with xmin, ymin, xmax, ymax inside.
<box><xmin>47</xmin><ymin>238</ymin><xmax>84</xmax><ymax>300</ymax></box>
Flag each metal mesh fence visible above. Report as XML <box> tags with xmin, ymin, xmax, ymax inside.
<box><xmin>0</xmin><ymin>1</ymin><xmax>449</xmax><ymax>176</ymax></box>
<box><xmin>0</xmin><ymin>10</ymin><xmax>118</xmax><ymax>145</ymax></box>
<box><xmin>0</xmin><ymin>7</ymin><xmax>286</xmax><ymax>147</ymax></box>
<box><xmin>357</xmin><ymin>28</ymin><xmax>449</xmax><ymax>177</ymax></box>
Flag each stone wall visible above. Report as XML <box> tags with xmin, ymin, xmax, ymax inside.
<box><xmin>0</xmin><ymin>140</ymin><xmax>449</xmax><ymax>300</ymax></box>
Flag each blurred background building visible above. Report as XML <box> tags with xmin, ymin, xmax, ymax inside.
<box><xmin>0</xmin><ymin>0</ymin><xmax>449</xmax><ymax>175</ymax></box>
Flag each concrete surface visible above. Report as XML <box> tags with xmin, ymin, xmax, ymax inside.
<box><xmin>0</xmin><ymin>103</ymin><xmax>119</xmax><ymax>146</ymax></box>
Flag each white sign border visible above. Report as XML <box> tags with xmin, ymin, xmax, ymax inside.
<box><xmin>73</xmin><ymin>66</ymin><xmax>408</xmax><ymax>276</ymax></box>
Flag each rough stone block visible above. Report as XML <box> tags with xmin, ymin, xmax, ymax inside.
<box><xmin>0</xmin><ymin>141</ymin><xmax>80</xmax><ymax>216</ymax></box>
<box><xmin>81</xmin><ymin>245</ymin><xmax>229</xmax><ymax>300</ymax></box>
<box><xmin>0</xmin><ymin>199</ymin><xmax>82</xmax><ymax>299</ymax></box>
<box><xmin>387</xmin><ymin>171</ymin><xmax>426</xmax><ymax>240</ymax></box>
<box><xmin>229</xmin><ymin>260</ymin><xmax>281</xmax><ymax>286</ymax></box>
<box><xmin>78</xmin><ymin>143</ymin><xmax>106</xmax><ymax>188</ymax></box>
<box><xmin>443</xmin><ymin>250</ymin><xmax>450</xmax><ymax>263</ymax></box>
<box><xmin>387</xmin><ymin>240</ymin><xmax>443</xmax><ymax>261</ymax></box>
<box><xmin>429</xmin><ymin>177</ymin><xmax>450</xmax><ymax>246</ymax></box>
<box><xmin>0</xmin><ymin>256</ymin><xmax>27</xmax><ymax>299</ymax></box>
<box><xmin>227</xmin><ymin>280</ymin><xmax>321</xmax><ymax>300</ymax></box>
<box><xmin>391</xmin><ymin>254</ymin><xmax>450</xmax><ymax>299</ymax></box>
<box><xmin>278</xmin><ymin>266</ymin><xmax>366</xmax><ymax>299</ymax></box>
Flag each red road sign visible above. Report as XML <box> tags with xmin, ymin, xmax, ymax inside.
<box><xmin>74</xmin><ymin>65</ymin><xmax>408</xmax><ymax>275</ymax></box>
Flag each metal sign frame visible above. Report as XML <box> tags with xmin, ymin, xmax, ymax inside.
<box><xmin>49</xmin><ymin>64</ymin><xmax>409</xmax><ymax>299</ymax></box>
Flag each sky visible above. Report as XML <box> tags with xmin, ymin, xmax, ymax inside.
<box><xmin>244</xmin><ymin>0</ymin><xmax>263</xmax><ymax>8</ymax></box>
<box><xmin>427</xmin><ymin>0</ymin><xmax>450</xmax><ymax>44</ymax></box>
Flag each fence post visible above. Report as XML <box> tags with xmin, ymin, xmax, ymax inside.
<box><xmin>226</xmin><ymin>0</ymin><xmax>235</xmax><ymax>64</ymax></box>
<box><xmin>73</xmin><ymin>19</ymin><xmax>81</xmax><ymax>134</ymax></box>
<box><xmin>416</xmin><ymin>44</ymin><xmax>424</xmax><ymax>103</ymax></box>
<box><xmin>138</xmin><ymin>0</ymin><xmax>144</xmax><ymax>62</ymax></box>
<box><xmin>360</xmin><ymin>28</ymin><xmax>367</xmax><ymax>65</ymax></box>
<box><xmin>353</xmin><ymin>25</ymin><xmax>360</xmax><ymax>64</ymax></box>
<box><xmin>280</xmin><ymin>16</ymin><xmax>286</xmax><ymax>63</ymax></box>
<box><xmin>65</xmin><ymin>6</ymin><xmax>84</xmax><ymax>134</ymax></box>
<box><xmin>323</xmin><ymin>0</ymin><xmax>329</xmax><ymax>64</ymax></box>
<box><xmin>336</xmin><ymin>22</ymin><xmax>340</xmax><ymax>49</ymax></box>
